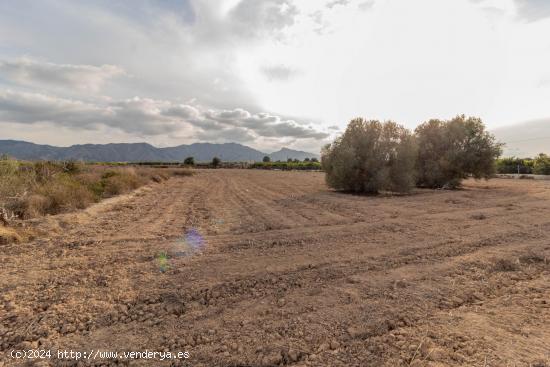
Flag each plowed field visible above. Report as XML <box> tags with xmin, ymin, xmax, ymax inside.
<box><xmin>1</xmin><ymin>170</ymin><xmax>549</xmax><ymax>366</ymax></box>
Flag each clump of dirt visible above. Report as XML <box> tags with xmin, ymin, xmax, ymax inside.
<box><xmin>519</xmin><ymin>251</ymin><xmax>547</xmax><ymax>264</ymax></box>
<box><xmin>492</xmin><ymin>258</ymin><xmax>519</xmax><ymax>272</ymax></box>
<box><xmin>471</xmin><ymin>213</ymin><xmax>487</xmax><ymax>220</ymax></box>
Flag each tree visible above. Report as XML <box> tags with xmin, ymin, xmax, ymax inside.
<box><xmin>262</xmin><ymin>156</ymin><xmax>271</xmax><ymax>163</ymax></box>
<box><xmin>322</xmin><ymin>118</ymin><xmax>417</xmax><ymax>194</ymax></box>
<box><xmin>415</xmin><ymin>115</ymin><xmax>502</xmax><ymax>188</ymax></box>
<box><xmin>311</xmin><ymin>157</ymin><xmax>319</xmax><ymax>163</ymax></box>
<box><xmin>183</xmin><ymin>157</ymin><xmax>195</xmax><ymax>166</ymax></box>
<box><xmin>287</xmin><ymin>158</ymin><xmax>293</xmax><ymax>163</ymax></box>
<box><xmin>496</xmin><ymin>157</ymin><xmax>533</xmax><ymax>174</ymax></box>
<box><xmin>212</xmin><ymin>157</ymin><xmax>221</xmax><ymax>168</ymax></box>
<box><xmin>304</xmin><ymin>158</ymin><xmax>310</xmax><ymax>162</ymax></box>
<box><xmin>293</xmin><ymin>158</ymin><xmax>300</xmax><ymax>163</ymax></box>
<box><xmin>533</xmin><ymin>153</ymin><xmax>550</xmax><ymax>175</ymax></box>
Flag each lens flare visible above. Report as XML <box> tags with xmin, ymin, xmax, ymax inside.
<box><xmin>157</xmin><ymin>251</ymin><xmax>169</xmax><ymax>273</ymax></box>
<box><xmin>184</xmin><ymin>228</ymin><xmax>205</xmax><ymax>251</ymax></box>
<box><xmin>170</xmin><ymin>227</ymin><xmax>206</xmax><ymax>259</ymax></box>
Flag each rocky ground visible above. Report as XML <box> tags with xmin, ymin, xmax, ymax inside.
<box><xmin>1</xmin><ymin>170</ymin><xmax>549</xmax><ymax>366</ymax></box>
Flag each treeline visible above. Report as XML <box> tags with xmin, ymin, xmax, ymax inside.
<box><xmin>322</xmin><ymin>115</ymin><xmax>502</xmax><ymax>194</ymax></box>
<box><xmin>180</xmin><ymin>156</ymin><xmax>321</xmax><ymax>170</ymax></box>
<box><xmin>496</xmin><ymin>154</ymin><xmax>550</xmax><ymax>175</ymax></box>
<box><xmin>251</xmin><ymin>161</ymin><xmax>321</xmax><ymax>170</ymax></box>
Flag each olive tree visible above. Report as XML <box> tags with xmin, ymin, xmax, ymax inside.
<box><xmin>321</xmin><ymin>118</ymin><xmax>417</xmax><ymax>194</ymax></box>
<box><xmin>415</xmin><ymin>115</ymin><xmax>502</xmax><ymax>188</ymax></box>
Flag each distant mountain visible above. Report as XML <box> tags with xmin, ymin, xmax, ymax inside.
<box><xmin>268</xmin><ymin>147</ymin><xmax>318</xmax><ymax>161</ymax></box>
<box><xmin>0</xmin><ymin>140</ymin><xmax>319</xmax><ymax>162</ymax></box>
<box><xmin>492</xmin><ymin>119</ymin><xmax>550</xmax><ymax>158</ymax></box>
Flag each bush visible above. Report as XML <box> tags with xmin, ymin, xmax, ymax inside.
<box><xmin>61</xmin><ymin>160</ymin><xmax>84</xmax><ymax>174</ymax></box>
<box><xmin>415</xmin><ymin>115</ymin><xmax>502</xmax><ymax>188</ymax></box>
<box><xmin>212</xmin><ymin>157</ymin><xmax>221</xmax><ymax>168</ymax></box>
<box><xmin>322</xmin><ymin>118</ymin><xmax>417</xmax><ymax>194</ymax></box>
<box><xmin>263</xmin><ymin>156</ymin><xmax>271</xmax><ymax>163</ymax></box>
<box><xmin>183</xmin><ymin>157</ymin><xmax>195</xmax><ymax>166</ymax></box>
<box><xmin>533</xmin><ymin>153</ymin><xmax>550</xmax><ymax>175</ymax></box>
<box><xmin>101</xmin><ymin>169</ymin><xmax>143</xmax><ymax>197</ymax></box>
<box><xmin>34</xmin><ymin>174</ymin><xmax>97</xmax><ymax>215</ymax></box>
<box><xmin>496</xmin><ymin>157</ymin><xmax>534</xmax><ymax>174</ymax></box>
<box><xmin>0</xmin><ymin>159</ymin><xmax>193</xmax><ymax>219</ymax></box>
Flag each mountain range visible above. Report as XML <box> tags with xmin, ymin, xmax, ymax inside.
<box><xmin>0</xmin><ymin>140</ymin><xmax>319</xmax><ymax>162</ymax></box>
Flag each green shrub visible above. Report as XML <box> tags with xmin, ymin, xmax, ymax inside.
<box><xmin>533</xmin><ymin>154</ymin><xmax>550</xmax><ymax>175</ymax></box>
<box><xmin>322</xmin><ymin>118</ymin><xmax>417</xmax><ymax>194</ymax></box>
<box><xmin>496</xmin><ymin>157</ymin><xmax>534</xmax><ymax>174</ymax></box>
<box><xmin>415</xmin><ymin>115</ymin><xmax>502</xmax><ymax>188</ymax></box>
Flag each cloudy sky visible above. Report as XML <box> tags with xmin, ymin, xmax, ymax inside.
<box><xmin>0</xmin><ymin>0</ymin><xmax>549</xmax><ymax>153</ymax></box>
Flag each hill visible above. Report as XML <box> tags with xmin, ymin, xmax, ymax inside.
<box><xmin>0</xmin><ymin>140</ymin><xmax>319</xmax><ymax>162</ymax></box>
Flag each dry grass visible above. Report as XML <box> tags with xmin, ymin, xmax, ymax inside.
<box><xmin>0</xmin><ymin>226</ymin><xmax>22</xmax><ymax>245</ymax></box>
<box><xmin>0</xmin><ymin>159</ymin><xmax>192</xmax><ymax>220</ymax></box>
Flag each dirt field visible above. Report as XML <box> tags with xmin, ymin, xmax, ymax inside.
<box><xmin>1</xmin><ymin>170</ymin><xmax>549</xmax><ymax>366</ymax></box>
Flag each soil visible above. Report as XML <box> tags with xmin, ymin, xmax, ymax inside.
<box><xmin>1</xmin><ymin>169</ymin><xmax>549</xmax><ymax>366</ymax></box>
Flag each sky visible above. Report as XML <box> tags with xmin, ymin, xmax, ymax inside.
<box><xmin>0</xmin><ymin>0</ymin><xmax>549</xmax><ymax>153</ymax></box>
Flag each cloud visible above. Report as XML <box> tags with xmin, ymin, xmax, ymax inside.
<box><xmin>0</xmin><ymin>58</ymin><xmax>125</xmax><ymax>92</ymax></box>
<box><xmin>195</xmin><ymin>127</ymin><xmax>256</xmax><ymax>143</ymax></box>
<box><xmin>0</xmin><ymin>90</ymin><xmax>328</xmax><ymax>141</ymax></box>
<box><xmin>492</xmin><ymin>118</ymin><xmax>550</xmax><ymax>156</ymax></box>
<box><xmin>514</xmin><ymin>0</ymin><xmax>550</xmax><ymax>22</ymax></box>
<box><xmin>261</xmin><ymin>65</ymin><xmax>301</xmax><ymax>81</ymax></box>
<box><xmin>201</xmin><ymin>108</ymin><xmax>329</xmax><ymax>139</ymax></box>
<box><xmin>326</xmin><ymin>0</ymin><xmax>351</xmax><ymax>9</ymax></box>
<box><xmin>0</xmin><ymin>91</ymin><xmax>180</xmax><ymax>135</ymax></box>
<box><xmin>358</xmin><ymin>1</ymin><xmax>375</xmax><ymax>11</ymax></box>
<box><xmin>99</xmin><ymin>0</ymin><xmax>197</xmax><ymax>24</ymax></box>
<box><xmin>228</xmin><ymin>0</ymin><xmax>299</xmax><ymax>39</ymax></box>
<box><xmin>2</xmin><ymin>0</ymin><xmax>548</xmax><ymax>153</ymax></box>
